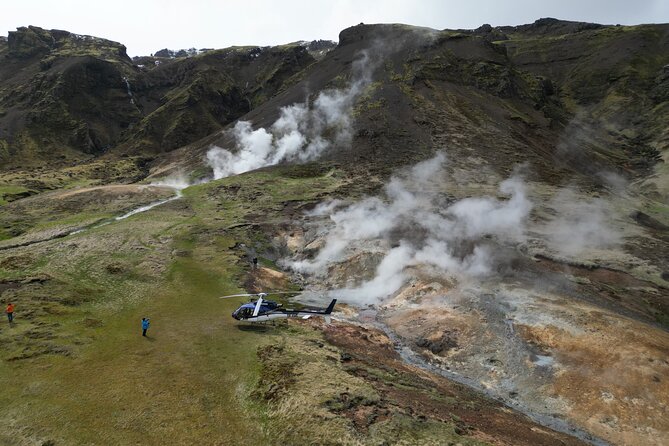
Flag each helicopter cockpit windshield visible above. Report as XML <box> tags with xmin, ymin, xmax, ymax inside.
<box><xmin>232</xmin><ymin>306</ymin><xmax>254</xmax><ymax>320</ymax></box>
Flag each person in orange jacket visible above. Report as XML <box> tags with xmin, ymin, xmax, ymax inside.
<box><xmin>5</xmin><ymin>302</ymin><xmax>14</xmax><ymax>323</ymax></box>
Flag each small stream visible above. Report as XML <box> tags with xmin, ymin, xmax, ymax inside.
<box><xmin>0</xmin><ymin>188</ymin><xmax>183</xmax><ymax>251</ymax></box>
<box><xmin>115</xmin><ymin>192</ymin><xmax>182</xmax><ymax>220</ymax></box>
<box><xmin>122</xmin><ymin>76</ymin><xmax>135</xmax><ymax>105</ymax></box>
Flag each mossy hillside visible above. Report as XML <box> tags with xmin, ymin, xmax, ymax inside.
<box><xmin>498</xmin><ymin>23</ymin><xmax>669</xmax><ymax>168</ymax></box>
<box><xmin>121</xmin><ymin>45</ymin><xmax>315</xmax><ymax>155</ymax></box>
<box><xmin>0</xmin><ymin>184</ymin><xmax>173</xmax><ymax>244</ymax></box>
<box><xmin>0</xmin><ymin>138</ymin><xmax>8</xmax><ymax>160</ymax></box>
<box><xmin>3</xmin><ymin>21</ymin><xmax>668</xmax><ymax>188</ymax></box>
<box><xmin>7</xmin><ymin>26</ymin><xmax>130</xmax><ymax>61</ymax></box>
<box><xmin>0</xmin><ymin>77</ymin><xmax>139</xmax><ymax>168</ymax></box>
<box><xmin>151</xmin><ymin>21</ymin><xmax>663</xmax><ymax>192</ymax></box>
<box><xmin>375</xmin><ymin>22</ymin><xmax>669</xmax><ymax>181</ymax></box>
<box><xmin>0</xmin><ymin>156</ymin><xmax>152</xmax><ymax>194</ymax></box>
<box><xmin>184</xmin><ymin>163</ymin><xmax>344</xmax><ymax>227</ymax></box>
<box><xmin>377</xmin><ymin>54</ymin><xmax>561</xmax><ymax>182</ymax></box>
<box><xmin>0</xmin><ymin>184</ymin><xmax>32</xmax><ymax>206</ymax></box>
<box><xmin>0</xmin><ymin>27</ymin><xmax>141</xmax><ymax>167</ymax></box>
<box><xmin>0</xmin><ymin>30</ymin><xmax>314</xmax><ymax>168</ymax></box>
<box><xmin>125</xmin><ymin>69</ymin><xmax>243</xmax><ymax>153</ymax></box>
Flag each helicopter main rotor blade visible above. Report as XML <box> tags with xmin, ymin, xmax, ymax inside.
<box><xmin>252</xmin><ymin>296</ymin><xmax>264</xmax><ymax>317</ymax></box>
<box><xmin>219</xmin><ymin>290</ymin><xmax>303</xmax><ymax>300</ymax></box>
<box><xmin>218</xmin><ymin>293</ymin><xmax>258</xmax><ymax>299</ymax></box>
<box><xmin>271</xmin><ymin>291</ymin><xmax>301</xmax><ymax>294</ymax></box>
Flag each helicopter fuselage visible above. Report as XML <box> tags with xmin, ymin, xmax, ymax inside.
<box><xmin>231</xmin><ymin>298</ymin><xmax>336</xmax><ymax>323</ymax></box>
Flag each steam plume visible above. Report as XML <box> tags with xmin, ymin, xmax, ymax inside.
<box><xmin>149</xmin><ymin>172</ymin><xmax>192</xmax><ymax>190</ymax></box>
<box><xmin>542</xmin><ymin>189</ymin><xmax>622</xmax><ymax>256</ymax></box>
<box><xmin>206</xmin><ymin>51</ymin><xmax>374</xmax><ymax>179</ymax></box>
<box><xmin>286</xmin><ymin>153</ymin><xmax>533</xmax><ymax>304</ymax></box>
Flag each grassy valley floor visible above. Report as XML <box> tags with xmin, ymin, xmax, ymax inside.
<box><xmin>0</xmin><ymin>243</ymin><xmax>272</xmax><ymax>445</ymax></box>
<box><xmin>0</xmin><ymin>165</ymin><xmax>596</xmax><ymax>445</ymax></box>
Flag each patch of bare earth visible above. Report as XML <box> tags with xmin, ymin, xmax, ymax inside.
<box><xmin>517</xmin><ymin>315</ymin><xmax>669</xmax><ymax>445</ymax></box>
<box><xmin>320</xmin><ymin>321</ymin><xmax>589</xmax><ymax>445</ymax></box>
<box><xmin>381</xmin><ymin>280</ymin><xmax>669</xmax><ymax>446</ymax></box>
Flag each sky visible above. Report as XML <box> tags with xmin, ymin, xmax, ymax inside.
<box><xmin>3</xmin><ymin>0</ymin><xmax>669</xmax><ymax>56</ymax></box>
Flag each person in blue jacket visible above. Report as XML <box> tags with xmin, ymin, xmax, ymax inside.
<box><xmin>141</xmin><ymin>317</ymin><xmax>150</xmax><ymax>336</ymax></box>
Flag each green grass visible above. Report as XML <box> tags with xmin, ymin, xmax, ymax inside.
<box><xmin>31</xmin><ymin>211</ymin><xmax>114</xmax><ymax>232</ymax></box>
<box><xmin>0</xmin><ymin>220</ymin><xmax>274</xmax><ymax>445</ymax></box>
<box><xmin>0</xmin><ymin>164</ymin><xmax>345</xmax><ymax>445</ymax></box>
<box><xmin>0</xmin><ymin>263</ymin><xmax>273</xmax><ymax>445</ymax></box>
<box><xmin>0</xmin><ymin>185</ymin><xmax>31</xmax><ymax>206</ymax></box>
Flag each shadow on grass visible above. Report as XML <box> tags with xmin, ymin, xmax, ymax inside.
<box><xmin>236</xmin><ymin>324</ymin><xmax>272</xmax><ymax>332</ymax></box>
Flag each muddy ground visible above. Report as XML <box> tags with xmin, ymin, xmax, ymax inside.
<box><xmin>252</xmin><ymin>315</ymin><xmax>591</xmax><ymax>445</ymax></box>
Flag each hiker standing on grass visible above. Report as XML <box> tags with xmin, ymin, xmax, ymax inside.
<box><xmin>141</xmin><ymin>317</ymin><xmax>150</xmax><ymax>336</ymax></box>
<box><xmin>252</xmin><ymin>257</ymin><xmax>258</xmax><ymax>269</ymax></box>
<box><xmin>5</xmin><ymin>303</ymin><xmax>14</xmax><ymax>323</ymax></box>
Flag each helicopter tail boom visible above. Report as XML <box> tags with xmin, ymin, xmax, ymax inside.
<box><xmin>299</xmin><ymin>299</ymin><xmax>337</xmax><ymax>315</ymax></box>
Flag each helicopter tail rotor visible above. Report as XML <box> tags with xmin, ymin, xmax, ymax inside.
<box><xmin>324</xmin><ymin>299</ymin><xmax>337</xmax><ymax>314</ymax></box>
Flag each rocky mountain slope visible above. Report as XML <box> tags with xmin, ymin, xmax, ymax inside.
<box><xmin>2</xmin><ymin>20</ymin><xmax>667</xmax><ymax>192</ymax></box>
<box><xmin>181</xmin><ymin>19</ymin><xmax>668</xmax><ymax>182</ymax></box>
<box><xmin>1</xmin><ymin>18</ymin><xmax>668</xmax><ymax>446</ymax></box>
<box><xmin>0</xmin><ymin>26</ymin><xmax>319</xmax><ymax>168</ymax></box>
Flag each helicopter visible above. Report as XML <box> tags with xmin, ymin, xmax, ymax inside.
<box><xmin>219</xmin><ymin>292</ymin><xmax>337</xmax><ymax>324</ymax></box>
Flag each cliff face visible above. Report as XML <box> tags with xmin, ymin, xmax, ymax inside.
<box><xmin>0</xmin><ymin>26</ymin><xmax>315</xmax><ymax>167</ymax></box>
<box><xmin>2</xmin><ymin>20</ymin><xmax>669</xmax><ymax>202</ymax></box>
<box><xmin>159</xmin><ymin>20</ymin><xmax>666</xmax><ymax>194</ymax></box>
<box><xmin>2</xmin><ymin>21</ymin><xmax>668</xmax><ymax>185</ymax></box>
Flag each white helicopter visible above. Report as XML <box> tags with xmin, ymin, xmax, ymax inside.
<box><xmin>219</xmin><ymin>292</ymin><xmax>337</xmax><ymax>324</ymax></box>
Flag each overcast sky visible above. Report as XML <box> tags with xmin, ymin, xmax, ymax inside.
<box><xmin>3</xmin><ymin>0</ymin><xmax>669</xmax><ymax>56</ymax></box>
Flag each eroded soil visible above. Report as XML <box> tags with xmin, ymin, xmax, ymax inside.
<box><xmin>253</xmin><ymin>317</ymin><xmax>589</xmax><ymax>445</ymax></box>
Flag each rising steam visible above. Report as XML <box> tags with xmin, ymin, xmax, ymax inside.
<box><xmin>542</xmin><ymin>188</ymin><xmax>622</xmax><ymax>256</ymax></box>
<box><xmin>206</xmin><ymin>51</ymin><xmax>374</xmax><ymax>179</ymax></box>
<box><xmin>286</xmin><ymin>153</ymin><xmax>533</xmax><ymax>304</ymax></box>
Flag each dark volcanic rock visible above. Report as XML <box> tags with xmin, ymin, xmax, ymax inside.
<box><xmin>154</xmin><ymin>48</ymin><xmax>172</xmax><ymax>58</ymax></box>
<box><xmin>1</xmin><ymin>20</ymin><xmax>668</xmax><ymax>185</ymax></box>
<box><xmin>499</xmin><ymin>17</ymin><xmax>605</xmax><ymax>36</ymax></box>
<box><xmin>0</xmin><ymin>28</ymin><xmax>315</xmax><ymax>166</ymax></box>
<box><xmin>631</xmin><ymin>211</ymin><xmax>669</xmax><ymax>231</ymax></box>
<box><xmin>8</xmin><ymin>26</ymin><xmax>55</xmax><ymax>57</ymax></box>
<box><xmin>416</xmin><ymin>331</ymin><xmax>459</xmax><ymax>354</ymax></box>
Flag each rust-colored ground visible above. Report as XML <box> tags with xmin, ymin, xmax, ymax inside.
<box><xmin>322</xmin><ymin>322</ymin><xmax>589</xmax><ymax>446</ymax></box>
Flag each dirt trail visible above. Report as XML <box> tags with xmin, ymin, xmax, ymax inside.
<box><xmin>54</xmin><ymin>184</ymin><xmax>169</xmax><ymax>199</ymax></box>
<box><xmin>0</xmin><ymin>185</ymin><xmax>181</xmax><ymax>252</ymax></box>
